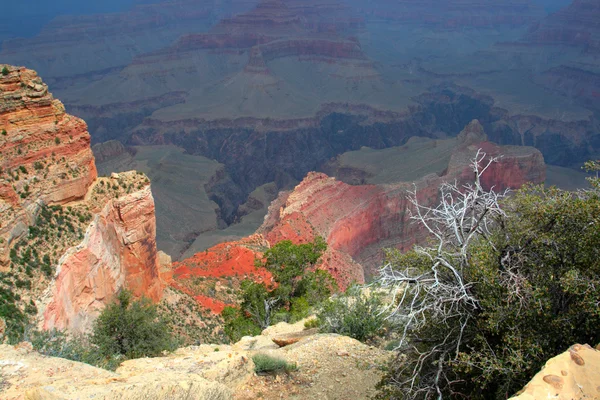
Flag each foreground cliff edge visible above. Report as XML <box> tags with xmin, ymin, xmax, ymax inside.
<box><xmin>0</xmin><ymin>65</ymin><xmax>167</xmax><ymax>334</ymax></box>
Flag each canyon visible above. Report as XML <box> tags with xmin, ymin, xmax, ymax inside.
<box><xmin>2</xmin><ymin>1</ymin><xmax>597</xmax><ymax>261</ymax></box>
<box><xmin>1</xmin><ymin>0</ymin><xmax>598</xmax><ymax>329</ymax></box>
<box><xmin>0</xmin><ymin>2</ymin><xmax>598</xmax><ymax>397</ymax></box>
<box><xmin>171</xmin><ymin>120</ymin><xmax>546</xmax><ymax>312</ymax></box>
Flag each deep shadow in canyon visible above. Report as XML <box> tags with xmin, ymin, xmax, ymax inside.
<box><xmin>6</xmin><ymin>0</ymin><xmax>598</xmax><ymax>259</ymax></box>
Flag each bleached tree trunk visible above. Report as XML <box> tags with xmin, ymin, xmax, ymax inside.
<box><xmin>377</xmin><ymin>149</ymin><xmax>508</xmax><ymax>399</ymax></box>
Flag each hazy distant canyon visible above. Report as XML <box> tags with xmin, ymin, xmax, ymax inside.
<box><xmin>2</xmin><ymin>0</ymin><xmax>598</xmax><ymax>259</ymax></box>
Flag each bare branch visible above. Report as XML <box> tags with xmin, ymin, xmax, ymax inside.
<box><xmin>377</xmin><ymin>149</ymin><xmax>508</xmax><ymax>398</ymax></box>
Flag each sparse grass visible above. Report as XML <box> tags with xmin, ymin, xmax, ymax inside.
<box><xmin>304</xmin><ymin>318</ymin><xmax>319</xmax><ymax>329</ymax></box>
<box><xmin>252</xmin><ymin>354</ymin><xmax>297</xmax><ymax>375</ymax></box>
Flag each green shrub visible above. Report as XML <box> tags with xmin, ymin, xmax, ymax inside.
<box><xmin>222</xmin><ymin>238</ymin><xmax>335</xmax><ymax>341</ymax></box>
<box><xmin>54</xmin><ymin>137</ymin><xmax>60</xmax><ymax>145</ymax></box>
<box><xmin>1</xmin><ymin>129</ymin><xmax>6</xmax><ymax>136</ymax></box>
<box><xmin>1</xmin><ymin>67</ymin><xmax>8</xmax><ymax>76</ymax></box>
<box><xmin>316</xmin><ymin>285</ymin><xmax>386</xmax><ymax>342</ymax></box>
<box><xmin>252</xmin><ymin>353</ymin><xmax>297</xmax><ymax>374</ymax></box>
<box><xmin>29</xmin><ymin>329</ymin><xmax>121</xmax><ymax>370</ymax></box>
<box><xmin>0</xmin><ymin>285</ymin><xmax>27</xmax><ymax>343</ymax></box>
<box><xmin>304</xmin><ymin>318</ymin><xmax>319</xmax><ymax>329</ymax></box>
<box><xmin>222</xmin><ymin>306</ymin><xmax>261</xmax><ymax>343</ymax></box>
<box><xmin>377</xmin><ymin>178</ymin><xmax>600</xmax><ymax>399</ymax></box>
<box><xmin>92</xmin><ymin>290</ymin><xmax>177</xmax><ymax>360</ymax></box>
<box><xmin>289</xmin><ymin>296</ymin><xmax>310</xmax><ymax>323</ymax></box>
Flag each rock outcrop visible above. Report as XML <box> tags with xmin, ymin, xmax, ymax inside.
<box><xmin>0</xmin><ymin>66</ymin><xmax>166</xmax><ymax>334</ymax></box>
<box><xmin>0</xmin><ymin>65</ymin><xmax>97</xmax><ymax>264</ymax></box>
<box><xmin>40</xmin><ymin>183</ymin><xmax>164</xmax><ymax>333</ymax></box>
<box><xmin>511</xmin><ymin>344</ymin><xmax>600</xmax><ymax>399</ymax></box>
<box><xmin>174</xmin><ymin>123</ymin><xmax>546</xmax><ymax>305</ymax></box>
<box><xmin>0</xmin><ymin>319</ymin><xmax>389</xmax><ymax>400</ymax></box>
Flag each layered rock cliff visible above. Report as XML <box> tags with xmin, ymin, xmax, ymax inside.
<box><xmin>517</xmin><ymin>0</ymin><xmax>600</xmax><ymax>112</ymax></box>
<box><xmin>355</xmin><ymin>0</ymin><xmax>544</xmax><ymax>28</ymax></box>
<box><xmin>0</xmin><ymin>66</ymin><xmax>165</xmax><ymax>335</ymax></box>
<box><xmin>0</xmin><ymin>65</ymin><xmax>97</xmax><ymax>264</ymax></box>
<box><xmin>525</xmin><ymin>0</ymin><xmax>600</xmax><ymax>51</ymax></box>
<box><xmin>173</xmin><ymin>121</ymin><xmax>546</xmax><ymax>309</ymax></box>
<box><xmin>39</xmin><ymin>181</ymin><xmax>165</xmax><ymax>333</ymax></box>
<box><xmin>0</xmin><ymin>0</ymin><xmax>250</xmax><ymax>79</ymax></box>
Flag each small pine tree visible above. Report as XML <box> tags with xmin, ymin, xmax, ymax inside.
<box><xmin>1</xmin><ymin>67</ymin><xmax>9</xmax><ymax>76</ymax></box>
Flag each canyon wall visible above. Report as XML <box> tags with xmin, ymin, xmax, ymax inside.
<box><xmin>0</xmin><ymin>0</ymin><xmax>255</xmax><ymax>79</ymax></box>
<box><xmin>353</xmin><ymin>0</ymin><xmax>544</xmax><ymax>28</ymax></box>
<box><xmin>0</xmin><ymin>66</ymin><xmax>97</xmax><ymax>264</ymax></box>
<box><xmin>173</xmin><ymin>121</ymin><xmax>546</xmax><ymax>310</ymax></box>
<box><xmin>0</xmin><ymin>65</ymin><xmax>166</xmax><ymax>334</ymax></box>
<box><xmin>40</xmin><ymin>184</ymin><xmax>165</xmax><ymax>333</ymax></box>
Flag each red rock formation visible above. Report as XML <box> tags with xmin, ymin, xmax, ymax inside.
<box><xmin>142</xmin><ymin>0</ymin><xmax>367</xmax><ymax>62</ymax></box>
<box><xmin>175</xmin><ymin>123</ymin><xmax>546</xmax><ymax>300</ymax></box>
<box><xmin>287</xmin><ymin>0</ymin><xmax>365</xmax><ymax>33</ymax></box>
<box><xmin>0</xmin><ymin>65</ymin><xmax>97</xmax><ymax>263</ymax></box>
<box><xmin>0</xmin><ymin>66</ymin><xmax>166</xmax><ymax>332</ymax></box>
<box><xmin>40</xmin><ymin>185</ymin><xmax>164</xmax><ymax>333</ymax></box>
<box><xmin>218</xmin><ymin>0</ymin><xmax>303</xmax><ymax>34</ymax></box>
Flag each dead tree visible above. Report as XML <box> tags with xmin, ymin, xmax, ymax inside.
<box><xmin>377</xmin><ymin>149</ymin><xmax>508</xmax><ymax>399</ymax></box>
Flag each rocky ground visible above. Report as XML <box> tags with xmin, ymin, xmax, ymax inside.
<box><xmin>511</xmin><ymin>344</ymin><xmax>600</xmax><ymax>400</ymax></box>
<box><xmin>0</xmin><ymin>319</ymin><xmax>390</xmax><ymax>400</ymax></box>
<box><xmin>3</xmin><ymin>316</ymin><xmax>599</xmax><ymax>400</ymax></box>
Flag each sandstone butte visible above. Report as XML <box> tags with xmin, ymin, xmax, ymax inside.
<box><xmin>0</xmin><ymin>65</ymin><xmax>166</xmax><ymax>333</ymax></box>
<box><xmin>173</xmin><ymin>120</ymin><xmax>546</xmax><ymax>311</ymax></box>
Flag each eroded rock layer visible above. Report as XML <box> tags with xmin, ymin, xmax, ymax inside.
<box><xmin>0</xmin><ymin>66</ymin><xmax>166</xmax><ymax>333</ymax></box>
<box><xmin>0</xmin><ymin>65</ymin><xmax>97</xmax><ymax>262</ymax></box>
<box><xmin>525</xmin><ymin>0</ymin><xmax>600</xmax><ymax>51</ymax></box>
<box><xmin>40</xmin><ymin>183</ymin><xmax>164</xmax><ymax>333</ymax></box>
<box><xmin>0</xmin><ymin>0</ymin><xmax>253</xmax><ymax>79</ymax></box>
<box><xmin>173</xmin><ymin>122</ymin><xmax>546</xmax><ymax>310</ymax></box>
<box><xmin>356</xmin><ymin>0</ymin><xmax>544</xmax><ymax>28</ymax></box>
<box><xmin>518</xmin><ymin>0</ymin><xmax>600</xmax><ymax>112</ymax></box>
